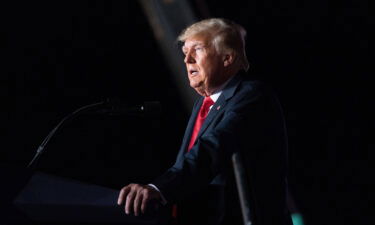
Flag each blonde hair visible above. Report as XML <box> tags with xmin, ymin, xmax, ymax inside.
<box><xmin>178</xmin><ymin>18</ymin><xmax>249</xmax><ymax>71</ymax></box>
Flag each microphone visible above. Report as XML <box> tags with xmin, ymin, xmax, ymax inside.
<box><xmin>27</xmin><ymin>100</ymin><xmax>162</xmax><ymax>169</ymax></box>
<box><xmin>27</xmin><ymin>101</ymin><xmax>105</xmax><ymax>169</ymax></box>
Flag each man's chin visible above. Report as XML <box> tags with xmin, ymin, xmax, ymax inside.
<box><xmin>189</xmin><ymin>81</ymin><xmax>206</xmax><ymax>94</ymax></box>
<box><xmin>189</xmin><ymin>81</ymin><xmax>199</xmax><ymax>89</ymax></box>
<box><xmin>191</xmin><ymin>86</ymin><xmax>206</xmax><ymax>96</ymax></box>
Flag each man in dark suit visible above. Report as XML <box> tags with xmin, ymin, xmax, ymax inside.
<box><xmin>118</xmin><ymin>18</ymin><xmax>292</xmax><ymax>225</ymax></box>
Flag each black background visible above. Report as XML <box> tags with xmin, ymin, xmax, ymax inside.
<box><xmin>1</xmin><ymin>1</ymin><xmax>373</xmax><ymax>225</ymax></box>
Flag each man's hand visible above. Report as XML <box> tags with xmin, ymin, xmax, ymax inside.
<box><xmin>117</xmin><ymin>183</ymin><xmax>161</xmax><ymax>216</ymax></box>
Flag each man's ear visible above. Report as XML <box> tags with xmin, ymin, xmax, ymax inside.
<box><xmin>223</xmin><ymin>52</ymin><xmax>236</xmax><ymax>67</ymax></box>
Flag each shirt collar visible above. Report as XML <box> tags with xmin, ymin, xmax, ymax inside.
<box><xmin>210</xmin><ymin>91</ymin><xmax>221</xmax><ymax>103</ymax></box>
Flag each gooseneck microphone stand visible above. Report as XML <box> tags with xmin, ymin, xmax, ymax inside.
<box><xmin>27</xmin><ymin>101</ymin><xmax>105</xmax><ymax>169</ymax></box>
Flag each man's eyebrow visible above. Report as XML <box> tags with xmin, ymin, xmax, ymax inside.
<box><xmin>192</xmin><ymin>42</ymin><xmax>204</xmax><ymax>47</ymax></box>
<box><xmin>182</xmin><ymin>43</ymin><xmax>204</xmax><ymax>51</ymax></box>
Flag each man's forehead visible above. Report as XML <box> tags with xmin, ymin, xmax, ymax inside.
<box><xmin>182</xmin><ymin>40</ymin><xmax>204</xmax><ymax>48</ymax></box>
<box><xmin>182</xmin><ymin>34</ymin><xmax>211</xmax><ymax>48</ymax></box>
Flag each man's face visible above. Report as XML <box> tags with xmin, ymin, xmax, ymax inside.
<box><xmin>182</xmin><ymin>34</ymin><xmax>227</xmax><ymax>96</ymax></box>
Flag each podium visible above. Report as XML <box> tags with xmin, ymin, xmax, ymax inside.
<box><xmin>0</xmin><ymin>165</ymin><xmax>168</xmax><ymax>224</ymax></box>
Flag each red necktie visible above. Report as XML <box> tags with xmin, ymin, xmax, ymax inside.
<box><xmin>187</xmin><ymin>96</ymin><xmax>214</xmax><ymax>152</ymax></box>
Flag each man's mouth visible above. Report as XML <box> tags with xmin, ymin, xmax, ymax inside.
<box><xmin>189</xmin><ymin>69</ymin><xmax>198</xmax><ymax>76</ymax></box>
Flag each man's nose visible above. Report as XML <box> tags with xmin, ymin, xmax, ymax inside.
<box><xmin>184</xmin><ymin>52</ymin><xmax>195</xmax><ymax>64</ymax></box>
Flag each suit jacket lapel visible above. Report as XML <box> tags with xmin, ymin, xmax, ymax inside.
<box><xmin>175</xmin><ymin>98</ymin><xmax>203</xmax><ymax>162</ymax></box>
<box><xmin>176</xmin><ymin>73</ymin><xmax>244</xmax><ymax>161</ymax></box>
<box><xmin>196</xmin><ymin>73</ymin><xmax>243</xmax><ymax>139</ymax></box>
<box><xmin>196</xmin><ymin>97</ymin><xmax>226</xmax><ymax>138</ymax></box>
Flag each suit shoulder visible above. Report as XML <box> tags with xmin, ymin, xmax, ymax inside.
<box><xmin>239</xmin><ymin>79</ymin><xmax>272</xmax><ymax>96</ymax></box>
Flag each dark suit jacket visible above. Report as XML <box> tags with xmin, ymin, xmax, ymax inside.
<box><xmin>153</xmin><ymin>72</ymin><xmax>292</xmax><ymax>225</ymax></box>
